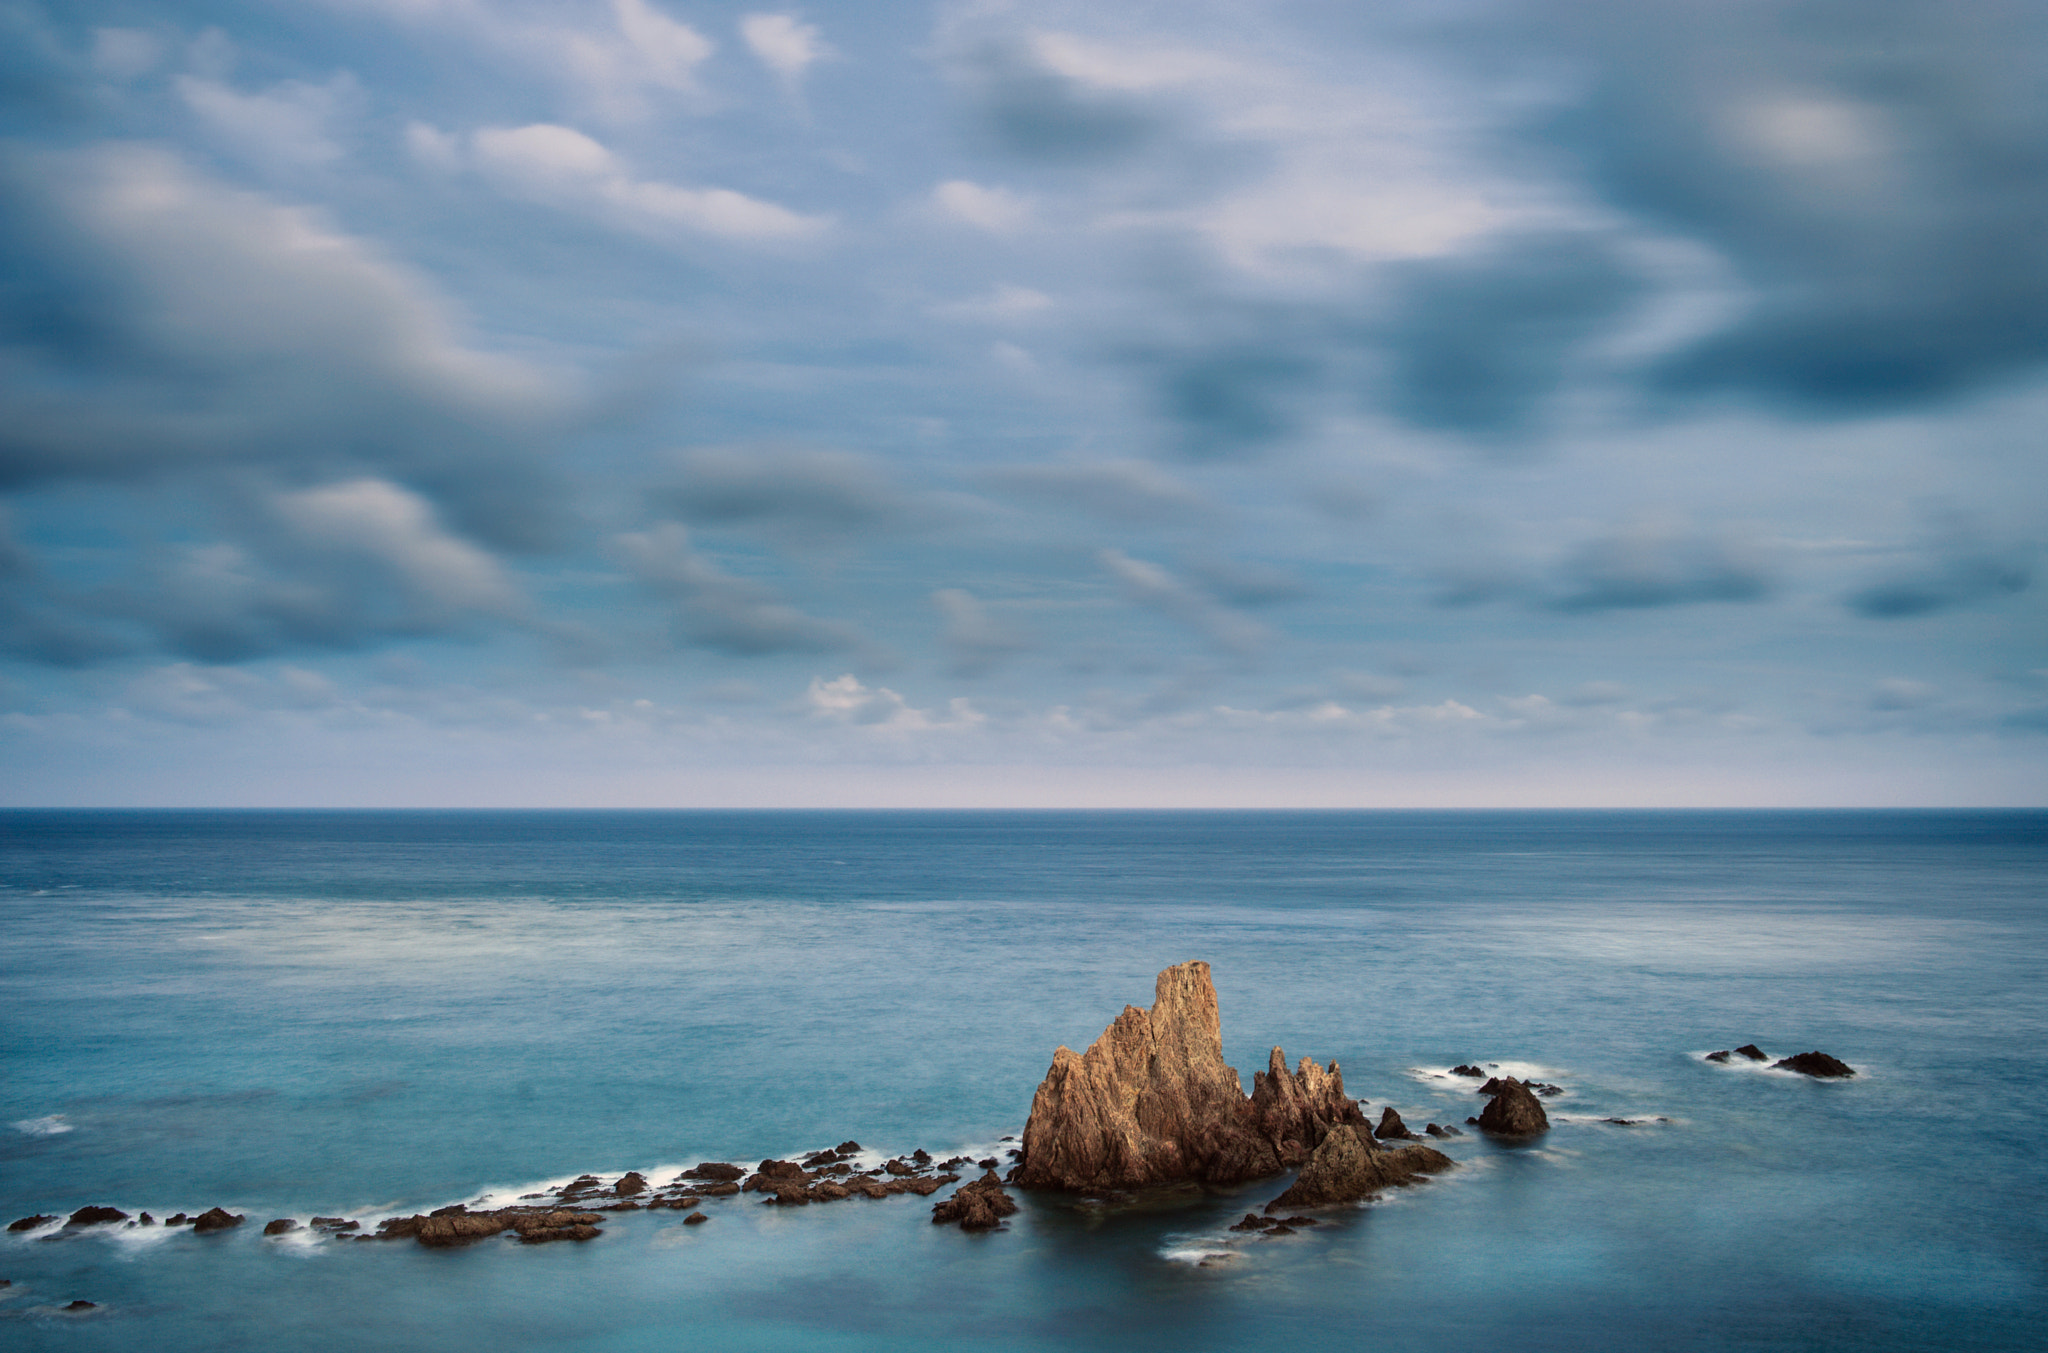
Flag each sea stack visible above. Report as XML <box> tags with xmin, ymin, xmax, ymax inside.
<box><xmin>1014</xmin><ymin>960</ymin><xmax>1365</xmax><ymax>1191</ymax></box>
<box><xmin>1476</xmin><ymin>1077</ymin><xmax>1550</xmax><ymax>1135</ymax></box>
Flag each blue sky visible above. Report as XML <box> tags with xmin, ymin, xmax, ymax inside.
<box><xmin>1</xmin><ymin>0</ymin><xmax>2043</xmax><ymax>806</ymax></box>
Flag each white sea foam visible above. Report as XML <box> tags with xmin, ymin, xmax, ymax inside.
<box><xmin>11</xmin><ymin>1115</ymin><xmax>73</xmax><ymax>1136</ymax></box>
<box><xmin>1159</xmin><ymin>1242</ymin><xmax>1236</xmax><ymax>1266</ymax></box>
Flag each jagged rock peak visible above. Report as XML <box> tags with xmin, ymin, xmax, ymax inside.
<box><xmin>1015</xmin><ymin>961</ymin><xmax>1358</xmax><ymax>1192</ymax></box>
<box><xmin>1249</xmin><ymin>1046</ymin><xmax>1370</xmax><ymax>1166</ymax></box>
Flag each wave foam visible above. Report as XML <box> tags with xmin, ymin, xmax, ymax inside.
<box><xmin>10</xmin><ymin>1115</ymin><xmax>72</xmax><ymax>1137</ymax></box>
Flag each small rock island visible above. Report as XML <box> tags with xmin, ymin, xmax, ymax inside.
<box><xmin>1012</xmin><ymin>960</ymin><xmax>1454</xmax><ymax>1210</ymax></box>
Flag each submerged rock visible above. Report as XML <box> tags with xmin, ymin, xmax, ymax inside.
<box><xmin>1772</xmin><ymin>1051</ymin><xmax>1855</xmax><ymax>1078</ymax></box>
<box><xmin>931</xmin><ymin>1171</ymin><xmax>1019</xmax><ymax>1230</ymax></box>
<box><xmin>191</xmin><ymin>1208</ymin><xmax>245</xmax><ymax>1234</ymax></box>
<box><xmin>682</xmin><ymin>1211</ymin><xmax>708</xmax><ymax>1226</ymax></box>
<box><xmin>64</xmin><ymin>1300</ymin><xmax>96</xmax><ymax>1311</ymax></box>
<box><xmin>1425</xmin><ymin>1123</ymin><xmax>1463</xmax><ymax>1138</ymax></box>
<box><xmin>1476</xmin><ymin>1078</ymin><xmax>1550</xmax><ymax>1136</ymax></box>
<box><xmin>1264</xmin><ymin>1125</ymin><xmax>1454</xmax><ymax>1211</ymax></box>
<box><xmin>1015</xmin><ymin>961</ymin><xmax>1356</xmax><ymax>1192</ymax></box>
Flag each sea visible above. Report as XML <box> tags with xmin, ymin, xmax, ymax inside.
<box><xmin>1</xmin><ymin>809</ymin><xmax>2043</xmax><ymax>1351</ymax></box>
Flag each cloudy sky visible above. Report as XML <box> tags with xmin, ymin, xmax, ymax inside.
<box><xmin>1</xmin><ymin>0</ymin><xmax>2043</xmax><ymax>806</ymax></box>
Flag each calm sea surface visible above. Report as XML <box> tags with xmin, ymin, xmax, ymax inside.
<box><xmin>2</xmin><ymin>810</ymin><xmax>2043</xmax><ymax>1351</ymax></box>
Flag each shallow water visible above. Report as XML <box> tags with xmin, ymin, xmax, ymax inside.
<box><xmin>2</xmin><ymin>810</ymin><xmax>2044</xmax><ymax>1350</ymax></box>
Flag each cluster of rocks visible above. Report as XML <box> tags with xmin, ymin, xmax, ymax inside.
<box><xmin>1467</xmin><ymin>1077</ymin><xmax>1552</xmax><ymax>1135</ymax></box>
<box><xmin>1011</xmin><ymin>962</ymin><xmax>1463</xmax><ymax>1214</ymax></box>
<box><xmin>1706</xmin><ymin>1044</ymin><xmax>1856</xmax><ymax>1078</ymax></box>
<box><xmin>8</xmin><ymin>1206</ymin><xmax>250</xmax><ymax>1235</ymax></box>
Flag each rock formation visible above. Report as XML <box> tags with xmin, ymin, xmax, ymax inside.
<box><xmin>191</xmin><ymin>1208</ymin><xmax>245</xmax><ymax>1233</ymax></box>
<box><xmin>1373</xmin><ymin>1107</ymin><xmax>1418</xmax><ymax>1141</ymax></box>
<box><xmin>931</xmin><ymin>1172</ymin><xmax>1018</xmax><ymax>1230</ymax></box>
<box><xmin>1772</xmin><ymin>1050</ymin><xmax>1855</xmax><ymax>1078</ymax></box>
<box><xmin>8</xmin><ymin>1214</ymin><xmax>56</xmax><ymax>1231</ymax></box>
<box><xmin>262</xmin><ymin>1218</ymin><xmax>298</xmax><ymax>1235</ymax></box>
<box><xmin>65</xmin><ymin>1207</ymin><xmax>128</xmax><ymax>1227</ymax></box>
<box><xmin>1264</xmin><ymin>1125</ymin><xmax>1454</xmax><ymax>1210</ymax></box>
<box><xmin>1735</xmin><ymin>1044</ymin><xmax>1768</xmax><ymax>1062</ymax></box>
<box><xmin>1014</xmin><ymin>961</ymin><xmax>1364</xmax><ymax>1192</ymax></box>
<box><xmin>1476</xmin><ymin>1077</ymin><xmax>1550</xmax><ymax>1135</ymax></box>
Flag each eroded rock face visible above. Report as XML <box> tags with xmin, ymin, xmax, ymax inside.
<box><xmin>1264</xmin><ymin>1125</ymin><xmax>1454</xmax><ymax>1211</ymax></box>
<box><xmin>1248</xmin><ymin>1047</ymin><xmax>1370</xmax><ymax>1167</ymax></box>
<box><xmin>1373</xmin><ymin>1107</ymin><xmax>1417</xmax><ymax>1141</ymax></box>
<box><xmin>1773</xmin><ymin>1051</ymin><xmax>1855</xmax><ymax>1078</ymax></box>
<box><xmin>1016</xmin><ymin>961</ymin><xmax>1360</xmax><ymax>1192</ymax></box>
<box><xmin>1476</xmin><ymin>1078</ymin><xmax>1550</xmax><ymax>1136</ymax></box>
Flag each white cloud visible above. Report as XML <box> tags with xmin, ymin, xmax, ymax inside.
<box><xmin>176</xmin><ymin>73</ymin><xmax>359</xmax><ymax>170</ymax></box>
<box><xmin>932</xmin><ymin>283</ymin><xmax>1054</xmax><ymax>322</ymax></box>
<box><xmin>741</xmin><ymin>13</ymin><xmax>829</xmax><ymax>84</ymax></box>
<box><xmin>274</xmin><ymin>479</ymin><xmax>519</xmax><ymax>613</ymax></box>
<box><xmin>932</xmin><ymin>179</ymin><xmax>1032</xmax><ymax>232</ymax></box>
<box><xmin>467</xmin><ymin>122</ymin><xmax>829</xmax><ymax>242</ymax></box>
<box><xmin>806</xmin><ymin>674</ymin><xmax>984</xmax><ymax>732</ymax></box>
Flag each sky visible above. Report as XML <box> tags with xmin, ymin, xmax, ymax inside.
<box><xmin>0</xmin><ymin>0</ymin><xmax>2043</xmax><ymax>807</ymax></box>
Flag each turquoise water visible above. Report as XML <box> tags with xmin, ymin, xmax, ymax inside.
<box><xmin>2</xmin><ymin>810</ymin><xmax>2044</xmax><ymax>1350</ymax></box>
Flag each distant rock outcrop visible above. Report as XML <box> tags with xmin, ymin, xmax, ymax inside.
<box><xmin>191</xmin><ymin>1208</ymin><xmax>245</xmax><ymax>1234</ymax></box>
<box><xmin>931</xmin><ymin>1171</ymin><xmax>1019</xmax><ymax>1230</ymax></box>
<box><xmin>1772</xmin><ymin>1051</ymin><xmax>1855</xmax><ymax>1078</ymax></box>
<box><xmin>64</xmin><ymin>1207</ymin><xmax>128</xmax><ymax>1227</ymax></box>
<box><xmin>1476</xmin><ymin>1077</ymin><xmax>1550</xmax><ymax>1136</ymax></box>
<box><xmin>1014</xmin><ymin>961</ymin><xmax>1364</xmax><ymax>1192</ymax></box>
<box><xmin>1373</xmin><ymin>1107</ymin><xmax>1418</xmax><ymax>1141</ymax></box>
<box><xmin>1264</xmin><ymin>1125</ymin><xmax>1454</xmax><ymax>1210</ymax></box>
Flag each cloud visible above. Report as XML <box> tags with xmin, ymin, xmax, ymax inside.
<box><xmin>1847</xmin><ymin>549</ymin><xmax>2031</xmax><ymax>619</ymax></box>
<box><xmin>805</xmin><ymin>673</ymin><xmax>983</xmax><ymax>732</ymax></box>
<box><xmin>616</xmin><ymin>523</ymin><xmax>858</xmax><ymax>656</ymax></box>
<box><xmin>1379</xmin><ymin>233</ymin><xmax>1645</xmax><ymax>438</ymax></box>
<box><xmin>931</xmin><ymin>180</ymin><xmax>1032</xmax><ymax>232</ymax></box>
<box><xmin>982</xmin><ymin>459</ymin><xmax>1207</xmax><ymax>524</ymax></box>
<box><xmin>1520</xmin><ymin>0</ymin><xmax>2048</xmax><ymax>412</ymax></box>
<box><xmin>955</xmin><ymin>35</ymin><xmax>1163</xmax><ymax>163</ymax></box>
<box><xmin>1098</xmin><ymin>549</ymin><xmax>1267</xmax><ymax>654</ymax></box>
<box><xmin>274</xmin><ymin>479</ymin><xmax>518</xmax><ymax>614</ymax></box>
<box><xmin>175</xmin><ymin>72</ymin><xmax>360</xmax><ymax>171</ymax></box>
<box><xmin>462</xmin><ymin>122</ymin><xmax>829</xmax><ymax>242</ymax></box>
<box><xmin>655</xmin><ymin>445</ymin><xmax>919</xmax><ymax>539</ymax></box>
<box><xmin>741</xmin><ymin>13</ymin><xmax>829</xmax><ymax>86</ymax></box>
<box><xmin>1549</xmin><ymin>523</ymin><xmax>1773</xmax><ymax>612</ymax></box>
<box><xmin>932</xmin><ymin>588</ymin><xmax>1030</xmax><ymax>677</ymax></box>
<box><xmin>0</xmin><ymin>142</ymin><xmax>571</xmax><ymax>549</ymax></box>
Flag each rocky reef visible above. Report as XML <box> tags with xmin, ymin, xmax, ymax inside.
<box><xmin>1013</xmin><ymin>961</ymin><xmax>1367</xmax><ymax>1192</ymax></box>
<box><xmin>1265</xmin><ymin>1125</ymin><xmax>1454</xmax><ymax>1210</ymax></box>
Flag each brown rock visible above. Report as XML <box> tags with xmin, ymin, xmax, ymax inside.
<box><xmin>310</xmin><ymin>1217</ymin><xmax>358</xmax><ymax>1231</ymax></box>
<box><xmin>1265</xmin><ymin>1125</ymin><xmax>1454</xmax><ymax>1210</ymax></box>
<box><xmin>884</xmin><ymin>1160</ymin><xmax>916</xmax><ymax>1177</ymax></box>
<box><xmin>1373</xmin><ymin>1107</ymin><xmax>1417</xmax><ymax>1141</ymax></box>
<box><xmin>416</xmin><ymin>1212</ymin><xmax>512</xmax><ymax>1246</ymax></box>
<box><xmin>1772</xmin><ymin>1050</ymin><xmax>1855</xmax><ymax>1078</ymax></box>
<box><xmin>1449</xmin><ymin>1064</ymin><xmax>1486</xmax><ymax>1077</ymax></box>
<box><xmin>807</xmin><ymin>1182</ymin><xmax>853</xmax><ymax>1202</ymax></box>
<box><xmin>692</xmin><ymin>1182</ymin><xmax>740</xmax><ymax>1197</ymax></box>
<box><xmin>1734</xmin><ymin>1044</ymin><xmax>1768</xmax><ymax>1062</ymax></box>
<box><xmin>681</xmin><ymin>1163</ymin><xmax>745</xmax><ymax>1182</ymax></box>
<box><xmin>613</xmin><ymin>1172</ymin><xmax>647</xmax><ymax>1196</ymax></box>
<box><xmin>1017</xmin><ymin>961</ymin><xmax>1340</xmax><ymax>1192</ymax></box>
<box><xmin>164</xmin><ymin>1214</ymin><xmax>188</xmax><ymax>1226</ymax></box>
<box><xmin>191</xmin><ymin>1208</ymin><xmax>245</xmax><ymax>1234</ymax></box>
<box><xmin>9</xmin><ymin>1215</ymin><xmax>57</xmax><ymax>1232</ymax></box>
<box><xmin>65</xmin><ymin>1207</ymin><xmax>129</xmax><ymax>1227</ymax></box>
<box><xmin>683</xmin><ymin>1211</ymin><xmax>709</xmax><ymax>1225</ymax></box>
<box><xmin>1425</xmin><ymin>1123</ymin><xmax>1463</xmax><ymax>1138</ymax></box>
<box><xmin>1247</xmin><ymin>1047</ymin><xmax>1370</xmax><ymax>1167</ymax></box>
<box><xmin>261</xmin><ymin>1218</ymin><xmax>298</xmax><ymax>1236</ymax></box>
<box><xmin>1476</xmin><ymin>1078</ymin><xmax>1550</xmax><ymax>1136</ymax></box>
<box><xmin>1706</xmin><ymin>1050</ymin><xmax>1732</xmax><ymax>1063</ymax></box>
<box><xmin>931</xmin><ymin>1171</ymin><xmax>1019</xmax><ymax>1230</ymax></box>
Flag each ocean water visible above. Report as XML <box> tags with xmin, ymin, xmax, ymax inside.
<box><xmin>2</xmin><ymin>809</ymin><xmax>2043</xmax><ymax>1351</ymax></box>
